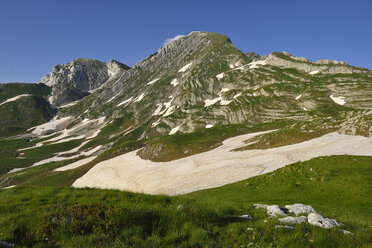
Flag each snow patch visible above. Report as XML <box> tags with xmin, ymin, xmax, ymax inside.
<box><xmin>295</xmin><ymin>94</ymin><xmax>302</xmax><ymax>100</ymax></box>
<box><xmin>309</xmin><ymin>70</ymin><xmax>320</xmax><ymax>75</ymax></box>
<box><xmin>153</xmin><ymin>104</ymin><xmax>163</xmax><ymax>116</ymax></box>
<box><xmin>32</xmin><ymin>116</ymin><xmax>71</xmax><ymax>136</ymax></box>
<box><xmin>106</xmin><ymin>93</ymin><xmax>120</xmax><ymax>103</ymax></box>
<box><xmin>204</xmin><ymin>97</ymin><xmax>222</xmax><ymax>107</ymax></box>
<box><xmin>169</xmin><ymin>126</ymin><xmax>180</xmax><ymax>135</ymax></box>
<box><xmin>163</xmin><ymin>106</ymin><xmax>175</xmax><ymax>117</ymax></box>
<box><xmin>330</xmin><ymin>95</ymin><xmax>346</xmax><ymax>105</ymax></box>
<box><xmin>233</xmin><ymin>93</ymin><xmax>242</xmax><ymax>99</ymax></box>
<box><xmin>0</xmin><ymin>94</ymin><xmax>32</xmax><ymax>106</ymax></box>
<box><xmin>170</xmin><ymin>78</ymin><xmax>179</xmax><ymax>86</ymax></box>
<box><xmin>206</xmin><ymin>124</ymin><xmax>214</xmax><ymax>128</ymax></box>
<box><xmin>134</xmin><ymin>93</ymin><xmax>145</xmax><ymax>103</ymax></box>
<box><xmin>146</xmin><ymin>78</ymin><xmax>160</xmax><ymax>85</ymax></box>
<box><xmin>59</xmin><ymin>100</ymin><xmax>80</xmax><ymax>108</ymax></box>
<box><xmin>220</xmin><ymin>100</ymin><xmax>232</xmax><ymax>105</ymax></box>
<box><xmin>118</xmin><ymin>97</ymin><xmax>133</xmax><ymax>106</ymax></box>
<box><xmin>216</xmin><ymin>73</ymin><xmax>225</xmax><ymax>80</ymax></box>
<box><xmin>178</xmin><ymin>63</ymin><xmax>193</xmax><ymax>73</ymax></box>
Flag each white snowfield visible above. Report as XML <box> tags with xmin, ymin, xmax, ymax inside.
<box><xmin>178</xmin><ymin>63</ymin><xmax>193</xmax><ymax>73</ymax></box>
<box><xmin>0</xmin><ymin>94</ymin><xmax>32</xmax><ymax>106</ymax></box>
<box><xmin>330</xmin><ymin>95</ymin><xmax>346</xmax><ymax>105</ymax></box>
<box><xmin>72</xmin><ymin>131</ymin><xmax>372</xmax><ymax>196</ymax></box>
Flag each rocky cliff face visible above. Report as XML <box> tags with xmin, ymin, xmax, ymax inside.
<box><xmin>39</xmin><ymin>58</ymin><xmax>129</xmax><ymax>106</ymax></box>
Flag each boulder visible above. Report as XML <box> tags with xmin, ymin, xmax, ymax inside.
<box><xmin>341</xmin><ymin>229</ymin><xmax>353</xmax><ymax>235</ymax></box>
<box><xmin>279</xmin><ymin>216</ymin><xmax>307</xmax><ymax>224</ymax></box>
<box><xmin>307</xmin><ymin>213</ymin><xmax>341</xmax><ymax>229</ymax></box>
<box><xmin>285</xmin><ymin>203</ymin><xmax>316</xmax><ymax>216</ymax></box>
<box><xmin>267</xmin><ymin>205</ymin><xmax>287</xmax><ymax>217</ymax></box>
<box><xmin>253</xmin><ymin>203</ymin><xmax>268</xmax><ymax>209</ymax></box>
<box><xmin>238</xmin><ymin>214</ymin><xmax>254</xmax><ymax>220</ymax></box>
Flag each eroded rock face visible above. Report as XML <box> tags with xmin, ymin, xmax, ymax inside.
<box><xmin>40</xmin><ymin>58</ymin><xmax>129</xmax><ymax>106</ymax></box>
<box><xmin>285</xmin><ymin>204</ymin><xmax>316</xmax><ymax>216</ymax></box>
<box><xmin>307</xmin><ymin>213</ymin><xmax>341</xmax><ymax>229</ymax></box>
<box><xmin>265</xmin><ymin>52</ymin><xmax>363</xmax><ymax>74</ymax></box>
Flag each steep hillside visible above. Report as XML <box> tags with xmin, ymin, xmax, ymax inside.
<box><xmin>0</xmin><ymin>83</ymin><xmax>55</xmax><ymax>137</ymax></box>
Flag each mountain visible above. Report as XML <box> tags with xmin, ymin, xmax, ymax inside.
<box><xmin>0</xmin><ymin>30</ymin><xmax>371</xmax><ymax>175</ymax></box>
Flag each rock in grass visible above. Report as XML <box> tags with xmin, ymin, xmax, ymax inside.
<box><xmin>253</xmin><ymin>203</ymin><xmax>268</xmax><ymax>209</ymax></box>
<box><xmin>307</xmin><ymin>213</ymin><xmax>341</xmax><ymax>229</ymax></box>
<box><xmin>279</xmin><ymin>216</ymin><xmax>307</xmax><ymax>224</ymax></box>
<box><xmin>275</xmin><ymin>225</ymin><xmax>294</xmax><ymax>229</ymax></box>
<box><xmin>0</xmin><ymin>240</ymin><xmax>13</xmax><ymax>247</ymax></box>
<box><xmin>267</xmin><ymin>205</ymin><xmax>287</xmax><ymax>217</ymax></box>
<box><xmin>341</xmin><ymin>229</ymin><xmax>353</xmax><ymax>235</ymax></box>
<box><xmin>238</xmin><ymin>214</ymin><xmax>254</xmax><ymax>220</ymax></box>
<box><xmin>285</xmin><ymin>203</ymin><xmax>316</xmax><ymax>216</ymax></box>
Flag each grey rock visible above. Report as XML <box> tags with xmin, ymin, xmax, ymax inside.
<box><xmin>238</xmin><ymin>214</ymin><xmax>254</xmax><ymax>220</ymax></box>
<box><xmin>279</xmin><ymin>216</ymin><xmax>307</xmax><ymax>224</ymax></box>
<box><xmin>285</xmin><ymin>203</ymin><xmax>316</xmax><ymax>216</ymax></box>
<box><xmin>267</xmin><ymin>205</ymin><xmax>287</xmax><ymax>217</ymax></box>
<box><xmin>307</xmin><ymin>213</ymin><xmax>341</xmax><ymax>229</ymax></box>
<box><xmin>341</xmin><ymin>229</ymin><xmax>353</xmax><ymax>235</ymax></box>
<box><xmin>253</xmin><ymin>204</ymin><xmax>268</xmax><ymax>209</ymax></box>
<box><xmin>275</xmin><ymin>225</ymin><xmax>294</xmax><ymax>229</ymax></box>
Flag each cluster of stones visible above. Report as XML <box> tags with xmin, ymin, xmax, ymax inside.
<box><xmin>239</xmin><ymin>203</ymin><xmax>353</xmax><ymax>234</ymax></box>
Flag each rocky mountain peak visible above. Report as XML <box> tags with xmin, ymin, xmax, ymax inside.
<box><xmin>40</xmin><ymin>58</ymin><xmax>129</xmax><ymax>106</ymax></box>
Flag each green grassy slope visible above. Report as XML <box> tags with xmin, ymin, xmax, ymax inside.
<box><xmin>0</xmin><ymin>83</ymin><xmax>54</xmax><ymax>138</ymax></box>
<box><xmin>0</xmin><ymin>155</ymin><xmax>371</xmax><ymax>247</ymax></box>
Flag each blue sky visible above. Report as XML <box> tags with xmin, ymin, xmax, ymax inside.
<box><xmin>0</xmin><ymin>0</ymin><xmax>371</xmax><ymax>83</ymax></box>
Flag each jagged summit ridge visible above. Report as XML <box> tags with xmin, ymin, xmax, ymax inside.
<box><xmin>39</xmin><ymin>58</ymin><xmax>130</xmax><ymax>106</ymax></box>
